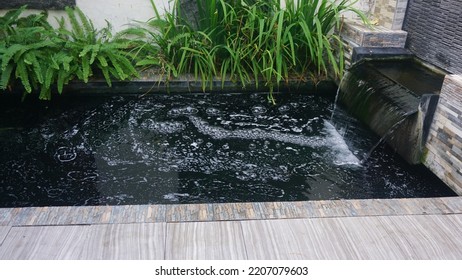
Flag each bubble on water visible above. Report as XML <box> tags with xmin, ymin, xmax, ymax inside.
<box><xmin>278</xmin><ymin>105</ymin><xmax>291</xmax><ymax>113</ymax></box>
<box><xmin>158</xmin><ymin>166</ymin><xmax>171</xmax><ymax>172</ymax></box>
<box><xmin>141</xmin><ymin>120</ymin><xmax>185</xmax><ymax>134</ymax></box>
<box><xmin>291</xmin><ymin>127</ymin><xmax>303</xmax><ymax>133</ymax></box>
<box><xmin>47</xmin><ymin>188</ymin><xmax>64</xmax><ymax>198</ymax></box>
<box><xmin>168</xmin><ymin>108</ymin><xmax>181</xmax><ymax>116</ymax></box>
<box><xmin>93</xmin><ymin>139</ymin><xmax>103</xmax><ymax>148</ymax></box>
<box><xmin>251</xmin><ymin>106</ymin><xmax>267</xmax><ymax>115</ymax></box>
<box><xmin>67</xmin><ymin>171</ymin><xmax>98</xmax><ymax>182</ymax></box>
<box><xmin>249</xmin><ymin>185</ymin><xmax>285</xmax><ymax>197</ymax></box>
<box><xmin>206</xmin><ymin>107</ymin><xmax>222</xmax><ymax>116</ymax></box>
<box><xmin>168</xmin><ymin>106</ymin><xmax>199</xmax><ymax>116</ymax></box>
<box><xmin>55</xmin><ymin>147</ymin><xmax>77</xmax><ymax>163</ymax></box>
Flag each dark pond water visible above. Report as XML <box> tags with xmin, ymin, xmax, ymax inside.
<box><xmin>0</xmin><ymin>92</ymin><xmax>456</xmax><ymax>207</ymax></box>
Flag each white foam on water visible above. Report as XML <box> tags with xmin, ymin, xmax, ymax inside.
<box><xmin>323</xmin><ymin>120</ymin><xmax>361</xmax><ymax>166</ymax></box>
<box><xmin>140</xmin><ymin>120</ymin><xmax>186</xmax><ymax>134</ymax></box>
<box><xmin>189</xmin><ymin>116</ymin><xmax>326</xmax><ymax>147</ymax></box>
<box><xmin>163</xmin><ymin>192</ymin><xmax>190</xmax><ymax>202</ymax></box>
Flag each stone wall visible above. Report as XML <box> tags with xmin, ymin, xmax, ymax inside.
<box><xmin>339</xmin><ymin>19</ymin><xmax>407</xmax><ymax>68</ymax></box>
<box><xmin>403</xmin><ymin>0</ymin><xmax>462</xmax><ymax>74</ymax></box>
<box><xmin>0</xmin><ymin>0</ymin><xmax>75</xmax><ymax>9</ymax></box>
<box><xmin>373</xmin><ymin>0</ymin><xmax>408</xmax><ymax>30</ymax></box>
<box><xmin>424</xmin><ymin>75</ymin><xmax>462</xmax><ymax>195</ymax></box>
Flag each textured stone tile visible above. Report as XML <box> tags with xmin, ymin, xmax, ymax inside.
<box><xmin>81</xmin><ymin>223</ymin><xmax>166</xmax><ymax>260</ymax></box>
<box><xmin>0</xmin><ymin>226</ymin><xmax>10</xmax><ymax>245</ymax></box>
<box><xmin>166</xmin><ymin>203</ymin><xmax>214</xmax><ymax>222</ymax></box>
<box><xmin>166</xmin><ymin>221</ymin><xmax>246</xmax><ymax>260</ymax></box>
<box><xmin>0</xmin><ymin>225</ymin><xmax>89</xmax><ymax>260</ymax></box>
<box><xmin>213</xmin><ymin>203</ymin><xmax>263</xmax><ymax>221</ymax></box>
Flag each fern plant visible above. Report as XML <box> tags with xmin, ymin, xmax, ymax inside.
<box><xmin>0</xmin><ymin>8</ymin><xmax>64</xmax><ymax>99</ymax></box>
<box><xmin>58</xmin><ymin>7</ymin><xmax>139</xmax><ymax>87</ymax></box>
<box><xmin>1</xmin><ymin>6</ymin><xmax>140</xmax><ymax>100</ymax></box>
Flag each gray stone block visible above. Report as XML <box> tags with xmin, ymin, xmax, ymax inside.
<box><xmin>0</xmin><ymin>0</ymin><xmax>75</xmax><ymax>9</ymax></box>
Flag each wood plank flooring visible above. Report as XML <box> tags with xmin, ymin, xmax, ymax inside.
<box><xmin>166</xmin><ymin>221</ymin><xmax>246</xmax><ymax>260</ymax></box>
<box><xmin>1</xmin><ymin>198</ymin><xmax>462</xmax><ymax>260</ymax></box>
<box><xmin>0</xmin><ymin>227</ymin><xmax>10</xmax><ymax>245</ymax></box>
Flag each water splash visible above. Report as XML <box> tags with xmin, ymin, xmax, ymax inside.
<box><xmin>323</xmin><ymin>121</ymin><xmax>361</xmax><ymax>166</ymax></box>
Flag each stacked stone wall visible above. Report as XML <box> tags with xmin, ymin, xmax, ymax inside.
<box><xmin>424</xmin><ymin>75</ymin><xmax>462</xmax><ymax>195</ymax></box>
<box><xmin>403</xmin><ymin>0</ymin><xmax>462</xmax><ymax>74</ymax></box>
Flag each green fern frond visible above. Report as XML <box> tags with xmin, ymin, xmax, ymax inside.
<box><xmin>15</xmin><ymin>61</ymin><xmax>32</xmax><ymax>93</ymax></box>
<box><xmin>100</xmin><ymin>66</ymin><xmax>112</xmax><ymax>87</ymax></box>
<box><xmin>0</xmin><ymin>64</ymin><xmax>14</xmax><ymax>89</ymax></box>
<box><xmin>81</xmin><ymin>56</ymin><xmax>91</xmax><ymax>82</ymax></box>
<box><xmin>89</xmin><ymin>44</ymin><xmax>101</xmax><ymax>64</ymax></box>
<box><xmin>65</xmin><ymin>7</ymin><xmax>84</xmax><ymax>39</ymax></box>
<box><xmin>1</xmin><ymin>44</ymin><xmax>24</xmax><ymax>70</ymax></box>
<box><xmin>75</xmin><ymin>7</ymin><xmax>95</xmax><ymax>36</ymax></box>
<box><xmin>97</xmin><ymin>56</ymin><xmax>108</xmax><ymax>67</ymax></box>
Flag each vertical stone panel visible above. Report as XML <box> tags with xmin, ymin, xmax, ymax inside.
<box><xmin>403</xmin><ymin>0</ymin><xmax>462</xmax><ymax>74</ymax></box>
<box><xmin>424</xmin><ymin>75</ymin><xmax>462</xmax><ymax>195</ymax></box>
<box><xmin>372</xmin><ymin>0</ymin><xmax>409</xmax><ymax>30</ymax></box>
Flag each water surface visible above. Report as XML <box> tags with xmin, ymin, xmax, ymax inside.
<box><xmin>0</xmin><ymin>93</ymin><xmax>455</xmax><ymax>207</ymax></box>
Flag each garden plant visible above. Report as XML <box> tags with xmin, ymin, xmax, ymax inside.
<box><xmin>0</xmin><ymin>1</ymin><xmax>366</xmax><ymax>101</ymax></box>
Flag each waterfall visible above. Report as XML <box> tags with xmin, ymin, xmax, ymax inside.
<box><xmin>336</xmin><ymin>58</ymin><xmax>444</xmax><ymax>164</ymax></box>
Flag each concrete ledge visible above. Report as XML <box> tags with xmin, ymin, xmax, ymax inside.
<box><xmin>340</xmin><ymin>19</ymin><xmax>408</xmax><ymax>68</ymax></box>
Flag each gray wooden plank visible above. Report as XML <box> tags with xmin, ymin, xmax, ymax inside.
<box><xmin>165</xmin><ymin>221</ymin><xmax>247</xmax><ymax>260</ymax></box>
<box><xmin>242</xmin><ymin>214</ymin><xmax>462</xmax><ymax>260</ymax></box>
<box><xmin>374</xmin><ymin>214</ymin><xmax>462</xmax><ymax>259</ymax></box>
<box><xmin>80</xmin><ymin>223</ymin><xmax>166</xmax><ymax>260</ymax></box>
<box><xmin>0</xmin><ymin>209</ymin><xmax>15</xmax><ymax>226</ymax></box>
<box><xmin>0</xmin><ymin>226</ymin><xmax>11</xmax><ymax>245</ymax></box>
<box><xmin>0</xmin><ymin>225</ymin><xmax>89</xmax><ymax>260</ymax></box>
<box><xmin>439</xmin><ymin>197</ymin><xmax>462</xmax><ymax>213</ymax></box>
<box><xmin>241</xmin><ymin>218</ymin><xmax>360</xmax><ymax>260</ymax></box>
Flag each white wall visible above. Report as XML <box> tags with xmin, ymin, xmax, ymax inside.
<box><xmin>76</xmin><ymin>0</ymin><xmax>170</xmax><ymax>32</ymax></box>
<box><xmin>0</xmin><ymin>0</ymin><xmax>171</xmax><ymax>32</ymax></box>
<box><xmin>1</xmin><ymin>0</ymin><xmax>371</xmax><ymax>32</ymax></box>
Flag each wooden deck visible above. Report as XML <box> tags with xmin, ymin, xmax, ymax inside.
<box><xmin>0</xmin><ymin>197</ymin><xmax>461</xmax><ymax>260</ymax></box>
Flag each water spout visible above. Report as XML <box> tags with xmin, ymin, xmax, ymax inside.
<box><xmin>337</xmin><ymin>58</ymin><xmax>442</xmax><ymax>164</ymax></box>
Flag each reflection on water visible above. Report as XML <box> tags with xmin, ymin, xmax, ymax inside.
<box><xmin>0</xmin><ymin>93</ymin><xmax>456</xmax><ymax>207</ymax></box>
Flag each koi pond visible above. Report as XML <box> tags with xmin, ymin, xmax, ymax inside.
<box><xmin>0</xmin><ymin>92</ymin><xmax>456</xmax><ymax>207</ymax></box>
